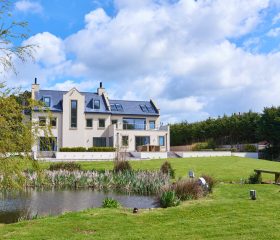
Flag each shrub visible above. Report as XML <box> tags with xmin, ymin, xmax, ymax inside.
<box><xmin>248</xmin><ymin>172</ymin><xmax>262</xmax><ymax>184</ymax></box>
<box><xmin>102</xmin><ymin>197</ymin><xmax>120</xmax><ymax>208</ymax></box>
<box><xmin>113</xmin><ymin>161</ymin><xmax>132</xmax><ymax>172</ymax></box>
<box><xmin>49</xmin><ymin>162</ymin><xmax>81</xmax><ymax>171</ymax></box>
<box><xmin>159</xmin><ymin>191</ymin><xmax>180</xmax><ymax>208</ymax></box>
<box><xmin>192</xmin><ymin>142</ymin><xmax>215</xmax><ymax>151</ymax></box>
<box><xmin>172</xmin><ymin>179</ymin><xmax>203</xmax><ymax>200</ymax></box>
<box><xmin>160</xmin><ymin>161</ymin><xmax>175</xmax><ymax>178</ymax></box>
<box><xmin>59</xmin><ymin>147</ymin><xmax>86</xmax><ymax>152</ymax></box>
<box><xmin>243</xmin><ymin>144</ymin><xmax>257</xmax><ymax>152</ymax></box>
<box><xmin>201</xmin><ymin>174</ymin><xmax>216</xmax><ymax>193</ymax></box>
<box><xmin>88</xmin><ymin>147</ymin><xmax>116</xmax><ymax>152</ymax></box>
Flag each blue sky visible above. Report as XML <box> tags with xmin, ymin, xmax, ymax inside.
<box><xmin>5</xmin><ymin>0</ymin><xmax>280</xmax><ymax>123</ymax></box>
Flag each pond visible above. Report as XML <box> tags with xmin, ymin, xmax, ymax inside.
<box><xmin>0</xmin><ymin>189</ymin><xmax>159</xmax><ymax>224</ymax></box>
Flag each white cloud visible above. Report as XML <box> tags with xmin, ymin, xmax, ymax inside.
<box><xmin>8</xmin><ymin>0</ymin><xmax>280</xmax><ymax>123</ymax></box>
<box><xmin>23</xmin><ymin>32</ymin><xmax>66</xmax><ymax>66</ymax></box>
<box><xmin>267</xmin><ymin>27</ymin><xmax>280</xmax><ymax>37</ymax></box>
<box><xmin>15</xmin><ymin>0</ymin><xmax>43</xmax><ymax>14</ymax></box>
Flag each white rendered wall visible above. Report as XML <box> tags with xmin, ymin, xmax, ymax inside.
<box><xmin>56</xmin><ymin>152</ymin><xmax>116</xmax><ymax>160</ymax></box>
<box><xmin>130</xmin><ymin>152</ymin><xmax>168</xmax><ymax>159</ymax></box>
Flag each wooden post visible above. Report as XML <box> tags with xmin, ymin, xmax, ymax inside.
<box><xmin>275</xmin><ymin>173</ymin><xmax>280</xmax><ymax>184</ymax></box>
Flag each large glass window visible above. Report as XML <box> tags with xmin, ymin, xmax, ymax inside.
<box><xmin>94</xmin><ymin>100</ymin><xmax>100</xmax><ymax>109</ymax></box>
<box><xmin>99</xmin><ymin>119</ymin><xmax>105</xmax><ymax>128</ymax></box>
<box><xmin>93</xmin><ymin>137</ymin><xmax>106</xmax><ymax>147</ymax></box>
<box><xmin>43</xmin><ymin>97</ymin><xmax>51</xmax><ymax>107</ymax></box>
<box><xmin>39</xmin><ymin>137</ymin><xmax>57</xmax><ymax>151</ymax></box>
<box><xmin>159</xmin><ymin>136</ymin><xmax>165</xmax><ymax>146</ymax></box>
<box><xmin>149</xmin><ymin>120</ymin><xmax>155</xmax><ymax>129</ymax></box>
<box><xmin>123</xmin><ymin>118</ymin><xmax>146</xmax><ymax>130</ymax></box>
<box><xmin>135</xmin><ymin>136</ymin><xmax>150</xmax><ymax>148</ymax></box>
<box><xmin>71</xmin><ymin>100</ymin><xmax>77</xmax><ymax>128</ymax></box>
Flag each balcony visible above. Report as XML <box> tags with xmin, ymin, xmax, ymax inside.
<box><xmin>111</xmin><ymin>123</ymin><xmax>169</xmax><ymax>131</ymax></box>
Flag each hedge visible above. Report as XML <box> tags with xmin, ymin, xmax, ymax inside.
<box><xmin>59</xmin><ymin>147</ymin><xmax>116</xmax><ymax>152</ymax></box>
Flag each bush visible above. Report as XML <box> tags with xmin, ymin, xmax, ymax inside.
<box><xmin>88</xmin><ymin>147</ymin><xmax>116</xmax><ymax>152</ymax></box>
<box><xmin>102</xmin><ymin>197</ymin><xmax>120</xmax><ymax>208</ymax></box>
<box><xmin>243</xmin><ymin>144</ymin><xmax>257</xmax><ymax>152</ymax></box>
<box><xmin>172</xmin><ymin>179</ymin><xmax>204</xmax><ymax>200</ymax></box>
<box><xmin>59</xmin><ymin>147</ymin><xmax>86</xmax><ymax>152</ymax></box>
<box><xmin>160</xmin><ymin>161</ymin><xmax>175</xmax><ymax>178</ymax></box>
<box><xmin>113</xmin><ymin>160</ymin><xmax>132</xmax><ymax>172</ymax></box>
<box><xmin>192</xmin><ymin>142</ymin><xmax>209</xmax><ymax>151</ymax></box>
<box><xmin>159</xmin><ymin>191</ymin><xmax>180</xmax><ymax>208</ymax></box>
<box><xmin>49</xmin><ymin>162</ymin><xmax>81</xmax><ymax>171</ymax></box>
<box><xmin>201</xmin><ymin>174</ymin><xmax>216</xmax><ymax>193</ymax></box>
<box><xmin>248</xmin><ymin>172</ymin><xmax>262</xmax><ymax>184</ymax></box>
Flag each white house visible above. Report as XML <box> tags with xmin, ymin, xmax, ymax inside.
<box><xmin>31</xmin><ymin>80</ymin><xmax>170</xmax><ymax>157</ymax></box>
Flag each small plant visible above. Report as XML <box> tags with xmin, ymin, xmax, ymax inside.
<box><xmin>172</xmin><ymin>179</ymin><xmax>204</xmax><ymax>200</ymax></box>
<box><xmin>159</xmin><ymin>191</ymin><xmax>180</xmax><ymax>208</ymax></box>
<box><xmin>248</xmin><ymin>172</ymin><xmax>262</xmax><ymax>184</ymax></box>
<box><xmin>201</xmin><ymin>174</ymin><xmax>216</xmax><ymax>193</ymax></box>
<box><xmin>113</xmin><ymin>160</ymin><xmax>132</xmax><ymax>172</ymax></box>
<box><xmin>160</xmin><ymin>161</ymin><xmax>175</xmax><ymax>178</ymax></box>
<box><xmin>49</xmin><ymin>162</ymin><xmax>81</xmax><ymax>171</ymax></box>
<box><xmin>102</xmin><ymin>197</ymin><xmax>120</xmax><ymax>208</ymax></box>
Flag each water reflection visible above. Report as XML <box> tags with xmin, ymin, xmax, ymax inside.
<box><xmin>0</xmin><ymin>189</ymin><xmax>158</xmax><ymax>224</ymax></box>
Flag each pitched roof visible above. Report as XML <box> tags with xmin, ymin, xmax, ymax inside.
<box><xmin>36</xmin><ymin>89</ymin><xmax>159</xmax><ymax>116</ymax></box>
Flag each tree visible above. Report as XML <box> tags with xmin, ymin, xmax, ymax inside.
<box><xmin>0</xmin><ymin>0</ymin><xmax>36</xmax><ymax>73</ymax></box>
<box><xmin>0</xmin><ymin>84</ymin><xmax>53</xmax><ymax>189</ymax></box>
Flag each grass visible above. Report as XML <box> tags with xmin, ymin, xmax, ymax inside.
<box><xmin>1</xmin><ymin>156</ymin><xmax>280</xmax><ymax>239</ymax></box>
<box><xmin>39</xmin><ymin>156</ymin><xmax>280</xmax><ymax>182</ymax></box>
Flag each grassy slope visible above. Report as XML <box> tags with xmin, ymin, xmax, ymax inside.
<box><xmin>1</xmin><ymin>157</ymin><xmax>280</xmax><ymax>240</ymax></box>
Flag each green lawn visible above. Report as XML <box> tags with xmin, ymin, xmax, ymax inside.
<box><xmin>1</xmin><ymin>157</ymin><xmax>280</xmax><ymax>239</ymax></box>
<box><xmin>41</xmin><ymin>156</ymin><xmax>280</xmax><ymax>182</ymax></box>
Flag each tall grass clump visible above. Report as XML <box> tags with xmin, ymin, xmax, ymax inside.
<box><xmin>159</xmin><ymin>191</ymin><xmax>180</xmax><ymax>208</ymax></box>
<box><xmin>172</xmin><ymin>179</ymin><xmax>203</xmax><ymax>200</ymax></box>
<box><xmin>102</xmin><ymin>197</ymin><xmax>120</xmax><ymax>208</ymax></box>
<box><xmin>113</xmin><ymin>161</ymin><xmax>132</xmax><ymax>173</ymax></box>
<box><xmin>248</xmin><ymin>172</ymin><xmax>262</xmax><ymax>184</ymax></box>
<box><xmin>160</xmin><ymin>161</ymin><xmax>175</xmax><ymax>178</ymax></box>
<box><xmin>201</xmin><ymin>174</ymin><xmax>216</xmax><ymax>193</ymax></box>
<box><xmin>49</xmin><ymin>162</ymin><xmax>81</xmax><ymax>171</ymax></box>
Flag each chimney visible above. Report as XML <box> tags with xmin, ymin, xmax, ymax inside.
<box><xmin>97</xmin><ymin>81</ymin><xmax>105</xmax><ymax>96</ymax></box>
<box><xmin>31</xmin><ymin>77</ymin><xmax>40</xmax><ymax>99</ymax></box>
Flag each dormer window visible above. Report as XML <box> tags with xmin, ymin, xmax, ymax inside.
<box><xmin>94</xmin><ymin>100</ymin><xmax>100</xmax><ymax>109</ymax></box>
<box><xmin>43</xmin><ymin>97</ymin><xmax>51</xmax><ymax>107</ymax></box>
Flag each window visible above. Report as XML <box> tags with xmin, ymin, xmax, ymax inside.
<box><xmin>71</xmin><ymin>100</ymin><xmax>77</xmax><ymax>128</ymax></box>
<box><xmin>140</xmin><ymin>104</ymin><xmax>155</xmax><ymax>113</ymax></box>
<box><xmin>123</xmin><ymin>118</ymin><xmax>146</xmax><ymax>130</ymax></box>
<box><xmin>159</xmin><ymin>136</ymin><xmax>165</xmax><ymax>146</ymax></box>
<box><xmin>110</xmin><ymin>103</ymin><xmax>123</xmax><ymax>112</ymax></box>
<box><xmin>135</xmin><ymin>136</ymin><xmax>150</xmax><ymax>148</ymax></box>
<box><xmin>112</xmin><ymin>120</ymin><xmax>118</xmax><ymax>125</ymax></box>
<box><xmin>93</xmin><ymin>137</ymin><xmax>106</xmax><ymax>147</ymax></box>
<box><xmin>98</xmin><ymin>119</ymin><xmax>105</xmax><ymax>128</ymax></box>
<box><xmin>122</xmin><ymin>136</ymin><xmax>129</xmax><ymax>147</ymax></box>
<box><xmin>51</xmin><ymin>118</ymin><xmax>57</xmax><ymax>127</ymax></box>
<box><xmin>149</xmin><ymin>120</ymin><xmax>155</xmax><ymax>129</ymax></box>
<box><xmin>86</xmin><ymin>119</ymin><xmax>93</xmax><ymax>128</ymax></box>
<box><xmin>39</xmin><ymin>117</ymin><xmax>46</xmax><ymax>126</ymax></box>
<box><xmin>94</xmin><ymin>100</ymin><xmax>100</xmax><ymax>109</ymax></box>
<box><xmin>43</xmin><ymin>97</ymin><xmax>51</xmax><ymax>107</ymax></box>
<box><xmin>39</xmin><ymin>137</ymin><xmax>57</xmax><ymax>151</ymax></box>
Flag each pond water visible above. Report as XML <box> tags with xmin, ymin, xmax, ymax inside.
<box><xmin>0</xmin><ymin>189</ymin><xmax>158</xmax><ymax>224</ymax></box>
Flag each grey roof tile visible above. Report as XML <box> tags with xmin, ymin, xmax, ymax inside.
<box><xmin>36</xmin><ymin>89</ymin><xmax>159</xmax><ymax>116</ymax></box>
